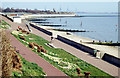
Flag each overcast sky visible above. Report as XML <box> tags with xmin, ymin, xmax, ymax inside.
<box><xmin>1</xmin><ymin>0</ymin><xmax>120</xmax><ymax>2</ymax></box>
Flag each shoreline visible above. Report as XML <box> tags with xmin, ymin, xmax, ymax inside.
<box><xmin>1</xmin><ymin>14</ymin><xmax>119</xmax><ymax>76</ymax></box>
<box><xmin>30</xmin><ymin>22</ymin><xmax>119</xmax><ymax>59</ymax></box>
<box><xmin>27</xmin><ymin>16</ymin><xmax>118</xmax><ymax>43</ymax></box>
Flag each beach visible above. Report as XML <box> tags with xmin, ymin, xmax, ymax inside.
<box><xmin>28</xmin><ymin>22</ymin><xmax>120</xmax><ymax>76</ymax></box>
<box><xmin>1</xmin><ymin>1</ymin><xmax>119</xmax><ymax>77</ymax></box>
<box><xmin>1</xmin><ymin>14</ymin><xmax>119</xmax><ymax>76</ymax></box>
<box><xmin>31</xmin><ymin>22</ymin><xmax>119</xmax><ymax>59</ymax></box>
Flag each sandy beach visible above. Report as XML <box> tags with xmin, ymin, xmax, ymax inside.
<box><xmin>1</xmin><ymin>14</ymin><xmax>119</xmax><ymax>76</ymax></box>
<box><xmin>31</xmin><ymin>22</ymin><xmax>119</xmax><ymax>59</ymax></box>
<box><xmin>1</xmin><ymin>1</ymin><xmax>119</xmax><ymax>77</ymax></box>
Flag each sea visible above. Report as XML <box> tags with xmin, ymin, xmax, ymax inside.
<box><xmin>1</xmin><ymin>2</ymin><xmax>118</xmax><ymax>42</ymax></box>
<box><xmin>32</xmin><ymin>14</ymin><xmax>118</xmax><ymax>42</ymax></box>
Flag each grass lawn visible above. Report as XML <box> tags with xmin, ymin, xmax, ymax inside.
<box><xmin>0</xmin><ymin>20</ymin><xmax>11</xmax><ymax>29</ymax></box>
<box><xmin>12</xmin><ymin>53</ymin><xmax>46</xmax><ymax>77</ymax></box>
<box><xmin>0</xmin><ymin>26</ymin><xmax>9</xmax><ymax>29</ymax></box>
<box><xmin>12</xmin><ymin>31</ymin><xmax>113</xmax><ymax>77</ymax></box>
<box><xmin>1</xmin><ymin>20</ymin><xmax>11</xmax><ymax>26</ymax></box>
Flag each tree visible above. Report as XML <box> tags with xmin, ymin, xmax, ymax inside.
<box><xmin>3</xmin><ymin>7</ymin><xmax>11</xmax><ymax>12</ymax></box>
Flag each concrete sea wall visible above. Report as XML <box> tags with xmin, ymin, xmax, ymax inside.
<box><xmin>2</xmin><ymin>14</ymin><xmax>13</xmax><ymax>22</ymax></box>
<box><xmin>57</xmin><ymin>35</ymin><xmax>95</xmax><ymax>55</ymax></box>
<box><xmin>29</xmin><ymin>23</ymin><xmax>120</xmax><ymax>67</ymax></box>
<box><xmin>30</xmin><ymin>23</ymin><xmax>52</xmax><ymax>36</ymax></box>
<box><xmin>57</xmin><ymin>35</ymin><xmax>120</xmax><ymax>67</ymax></box>
<box><xmin>102</xmin><ymin>53</ymin><xmax>120</xmax><ymax>67</ymax></box>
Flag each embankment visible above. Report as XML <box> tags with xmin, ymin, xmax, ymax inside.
<box><xmin>29</xmin><ymin>23</ymin><xmax>120</xmax><ymax>67</ymax></box>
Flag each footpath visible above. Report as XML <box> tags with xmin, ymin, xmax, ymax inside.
<box><xmin>1</xmin><ymin>15</ymin><xmax>120</xmax><ymax>77</ymax></box>
<box><xmin>9</xmin><ymin>32</ymin><xmax>67</xmax><ymax>76</ymax></box>
<box><xmin>1</xmin><ymin>15</ymin><xmax>67</xmax><ymax>77</ymax></box>
<box><xmin>30</xmin><ymin>25</ymin><xmax>119</xmax><ymax>76</ymax></box>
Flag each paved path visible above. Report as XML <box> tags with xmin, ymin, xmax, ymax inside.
<box><xmin>2</xmin><ymin>15</ymin><xmax>120</xmax><ymax>77</ymax></box>
<box><xmin>55</xmin><ymin>31</ymin><xmax>119</xmax><ymax>58</ymax></box>
<box><xmin>8</xmin><ymin>31</ymin><xmax>67</xmax><ymax>76</ymax></box>
<box><xmin>30</xmin><ymin>25</ymin><xmax>119</xmax><ymax>77</ymax></box>
<box><xmin>1</xmin><ymin>15</ymin><xmax>68</xmax><ymax>77</ymax></box>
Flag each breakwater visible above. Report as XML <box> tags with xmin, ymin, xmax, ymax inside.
<box><xmin>49</xmin><ymin>28</ymin><xmax>86</xmax><ymax>32</ymax></box>
<box><xmin>34</xmin><ymin>22</ymin><xmax>50</xmax><ymax>23</ymax></box>
<box><xmin>42</xmin><ymin>24</ymin><xmax>66</xmax><ymax>27</ymax></box>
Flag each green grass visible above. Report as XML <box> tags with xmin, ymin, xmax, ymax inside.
<box><xmin>0</xmin><ymin>20</ymin><xmax>11</xmax><ymax>29</ymax></box>
<box><xmin>12</xmin><ymin>32</ymin><xmax>113</xmax><ymax>77</ymax></box>
<box><xmin>1</xmin><ymin>20</ymin><xmax>11</xmax><ymax>26</ymax></box>
<box><xmin>12</xmin><ymin>53</ymin><xmax>46</xmax><ymax>77</ymax></box>
<box><xmin>0</xmin><ymin>26</ymin><xmax>9</xmax><ymax>29</ymax></box>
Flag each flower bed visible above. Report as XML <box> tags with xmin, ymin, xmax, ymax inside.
<box><xmin>11</xmin><ymin>30</ymin><xmax>112</xmax><ymax>77</ymax></box>
<box><xmin>12</xmin><ymin>53</ymin><xmax>46</xmax><ymax>77</ymax></box>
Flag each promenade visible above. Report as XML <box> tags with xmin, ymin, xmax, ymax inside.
<box><xmin>1</xmin><ymin>15</ymin><xmax>120</xmax><ymax>77</ymax></box>
<box><xmin>30</xmin><ymin>25</ymin><xmax>119</xmax><ymax>76</ymax></box>
<box><xmin>9</xmin><ymin>32</ymin><xmax>67</xmax><ymax>76</ymax></box>
<box><xmin>1</xmin><ymin>15</ymin><xmax>68</xmax><ymax>76</ymax></box>
<box><xmin>41</xmin><ymin>26</ymin><xmax>119</xmax><ymax>58</ymax></box>
<box><xmin>20</xmin><ymin>14</ymin><xmax>76</xmax><ymax>19</ymax></box>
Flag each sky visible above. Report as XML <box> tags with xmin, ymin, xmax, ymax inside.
<box><xmin>1</xmin><ymin>0</ymin><xmax>120</xmax><ymax>2</ymax></box>
<box><xmin>0</xmin><ymin>0</ymin><xmax>118</xmax><ymax>12</ymax></box>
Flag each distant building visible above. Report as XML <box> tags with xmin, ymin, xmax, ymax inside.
<box><xmin>13</xmin><ymin>17</ymin><xmax>22</xmax><ymax>23</ymax></box>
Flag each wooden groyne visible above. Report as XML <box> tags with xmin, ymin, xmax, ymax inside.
<box><xmin>48</xmin><ymin>28</ymin><xmax>87</xmax><ymax>32</ymax></box>
<box><xmin>29</xmin><ymin>19</ymin><xmax>47</xmax><ymax>21</ymax></box>
<box><xmin>33</xmin><ymin>21</ymin><xmax>50</xmax><ymax>23</ymax></box>
<box><xmin>42</xmin><ymin>24</ymin><xmax>66</xmax><ymax>27</ymax></box>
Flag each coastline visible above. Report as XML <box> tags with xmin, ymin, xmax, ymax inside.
<box><xmin>31</xmin><ymin>22</ymin><xmax>119</xmax><ymax>59</ymax></box>
<box><xmin>1</xmin><ymin>14</ymin><xmax>119</xmax><ymax>76</ymax></box>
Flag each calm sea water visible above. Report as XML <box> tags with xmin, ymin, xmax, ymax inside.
<box><xmin>2</xmin><ymin>2</ymin><xmax>118</xmax><ymax>42</ymax></box>
<box><xmin>35</xmin><ymin>14</ymin><xmax>118</xmax><ymax>42</ymax></box>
